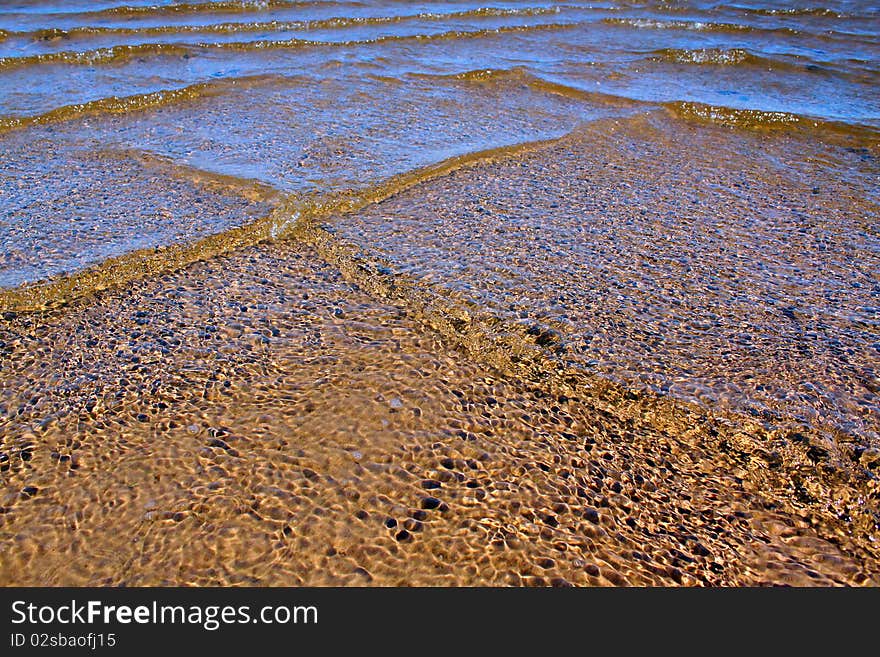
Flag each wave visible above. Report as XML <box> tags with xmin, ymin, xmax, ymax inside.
<box><xmin>602</xmin><ymin>16</ymin><xmax>801</xmax><ymax>36</ymax></box>
<box><xmin>120</xmin><ymin>147</ymin><xmax>281</xmax><ymax>203</ymax></box>
<box><xmin>602</xmin><ymin>18</ymin><xmax>801</xmax><ymax>35</ymax></box>
<box><xmin>412</xmin><ymin>66</ymin><xmax>880</xmax><ymax>141</ymax></box>
<box><xmin>616</xmin><ymin>2</ymin><xmax>870</xmax><ymax>20</ymax></box>
<box><xmin>414</xmin><ymin>65</ymin><xmax>878</xmax><ymax>139</ymax></box>
<box><xmin>666</xmin><ymin>101</ymin><xmax>806</xmax><ymax>127</ymax></box>
<box><xmin>606</xmin><ymin>16</ymin><xmax>750</xmax><ymax>31</ymax></box>
<box><xmin>0</xmin><ymin>42</ymin><xmax>190</xmax><ymax>69</ymax></box>
<box><xmin>43</xmin><ymin>0</ymin><xmax>366</xmax><ymax>19</ymax></box>
<box><xmin>650</xmin><ymin>46</ymin><xmax>770</xmax><ymax>66</ymax></box>
<box><xmin>0</xmin><ymin>134</ymin><xmax>560</xmax><ymax>312</ymax></box>
<box><xmin>30</xmin><ymin>28</ymin><xmax>72</xmax><ymax>41</ymax></box>
<box><xmin>6</xmin><ymin>6</ymin><xmax>571</xmax><ymax>41</ymax></box>
<box><xmin>0</xmin><ymin>65</ymin><xmax>634</xmax><ymax>136</ymax></box>
<box><xmin>603</xmin><ymin>15</ymin><xmax>879</xmax><ymax>42</ymax></box>
<box><xmin>412</xmin><ymin>66</ymin><xmax>643</xmax><ymax>110</ymax></box>
<box><xmin>645</xmin><ymin>46</ymin><xmax>835</xmax><ymax>74</ymax></box>
<box><xmin>715</xmin><ymin>4</ymin><xmax>854</xmax><ymax>19</ymax></box>
<box><xmin>0</xmin><ymin>22</ymin><xmax>582</xmax><ymax>71</ymax></box>
<box><xmin>646</xmin><ymin>47</ymin><xmax>880</xmax><ymax>80</ymax></box>
<box><xmin>0</xmin><ymin>74</ymin><xmax>285</xmax><ymax>133</ymax></box>
<box><xmin>663</xmin><ymin>100</ymin><xmax>880</xmax><ymax>141</ymax></box>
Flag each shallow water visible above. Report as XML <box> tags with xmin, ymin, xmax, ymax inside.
<box><xmin>0</xmin><ymin>240</ymin><xmax>876</xmax><ymax>585</ymax></box>
<box><xmin>0</xmin><ymin>2</ymin><xmax>879</xmax><ymax>585</ymax></box>
<box><xmin>335</xmin><ymin>115</ymin><xmax>880</xmax><ymax>443</ymax></box>
<box><xmin>1</xmin><ymin>1</ymin><xmax>877</xmax><ymax>289</ymax></box>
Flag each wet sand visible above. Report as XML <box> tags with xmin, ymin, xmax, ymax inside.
<box><xmin>1</xmin><ymin>116</ymin><xmax>878</xmax><ymax>586</ymax></box>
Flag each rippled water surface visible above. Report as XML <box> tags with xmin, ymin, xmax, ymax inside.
<box><xmin>1</xmin><ymin>0</ymin><xmax>878</xmax><ymax>284</ymax></box>
<box><xmin>0</xmin><ymin>1</ymin><xmax>878</xmax><ymax>585</ymax></box>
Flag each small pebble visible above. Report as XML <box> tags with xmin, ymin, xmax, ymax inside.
<box><xmin>403</xmin><ymin>518</ymin><xmax>423</xmax><ymax>532</ymax></box>
<box><xmin>541</xmin><ymin>513</ymin><xmax>559</xmax><ymax>528</ymax></box>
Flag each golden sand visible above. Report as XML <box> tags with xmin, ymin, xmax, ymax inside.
<box><xmin>1</xmin><ymin>116</ymin><xmax>878</xmax><ymax>585</ymax></box>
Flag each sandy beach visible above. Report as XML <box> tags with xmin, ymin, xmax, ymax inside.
<box><xmin>1</xmin><ymin>1</ymin><xmax>878</xmax><ymax>587</ymax></box>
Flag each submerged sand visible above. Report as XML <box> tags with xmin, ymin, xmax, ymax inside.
<box><xmin>1</xmin><ymin>115</ymin><xmax>878</xmax><ymax>586</ymax></box>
